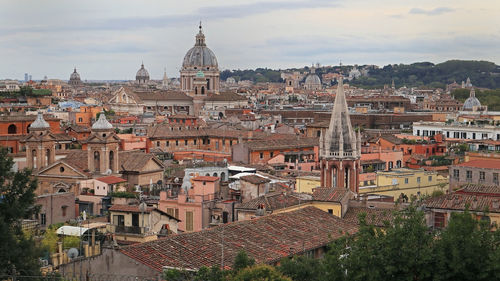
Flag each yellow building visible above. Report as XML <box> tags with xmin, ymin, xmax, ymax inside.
<box><xmin>360</xmin><ymin>168</ymin><xmax>448</xmax><ymax>200</ymax></box>
<box><xmin>295</xmin><ymin>176</ymin><xmax>321</xmax><ymax>194</ymax></box>
<box><xmin>107</xmin><ymin>204</ymin><xmax>179</xmax><ymax>244</ymax></box>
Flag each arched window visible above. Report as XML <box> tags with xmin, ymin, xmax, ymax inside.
<box><xmin>389</xmin><ymin>161</ymin><xmax>394</xmax><ymax>169</ymax></box>
<box><xmin>195</xmin><ymin>87</ymin><xmax>198</xmax><ymax>95</ymax></box>
<box><xmin>109</xmin><ymin>150</ymin><xmax>114</xmax><ymax>171</ymax></box>
<box><xmin>32</xmin><ymin>149</ymin><xmax>37</xmax><ymax>169</ymax></box>
<box><xmin>220</xmin><ymin>172</ymin><xmax>226</xmax><ymax>181</ymax></box>
<box><xmin>396</xmin><ymin>160</ymin><xmax>402</xmax><ymax>168</ymax></box>
<box><xmin>94</xmin><ymin>151</ymin><xmax>100</xmax><ymax>172</ymax></box>
<box><xmin>201</xmin><ymin>87</ymin><xmax>205</xmax><ymax>95</ymax></box>
<box><xmin>8</xmin><ymin>124</ymin><xmax>16</xmax><ymax>134</ymax></box>
<box><xmin>46</xmin><ymin>149</ymin><xmax>51</xmax><ymax>166</ymax></box>
<box><xmin>213</xmin><ymin>172</ymin><xmax>218</xmax><ymax>177</ymax></box>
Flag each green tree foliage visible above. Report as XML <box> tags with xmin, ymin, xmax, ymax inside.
<box><xmin>278</xmin><ymin>255</ymin><xmax>322</xmax><ymax>281</ymax></box>
<box><xmin>232</xmin><ymin>250</ymin><xmax>255</xmax><ymax>273</ymax></box>
<box><xmin>221</xmin><ymin>68</ymin><xmax>283</xmax><ymax>83</ymax></box>
<box><xmin>351</xmin><ymin>60</ymin><xmax>500</xmax><ymax>89</ymax></box>
<box><xmin>0</xmin><ymin>148</ymin><xmax>41</xmax><ymax>276</ymax></box>
<box><xmin>232</xmin><ymin>264</ymin><xmax>292</xmax><ymax>281</ymax></box>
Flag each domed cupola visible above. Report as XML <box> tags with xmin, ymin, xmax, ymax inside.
<box><xmin>304</xmin><ymin>66</ymin><xmax>322</xmax><ymax>90</ymax></box>
<box><xmin>136</xmin><ymin>63</ymin><xmax>150</xmax><ymax>84</ymax></box>
<box><xmin>182</xmin><ymin>23</ymin><xmax>218</xmax><ymax>69</ymax></box>
<box><xmin>463</xmin><ymin>88</ymin><xmax>482</xmax><ymax>111</ymax></box>
<box><xmin>69</xmin><ymin>67</ymin><xmax>82</xmax><ymax>86</ymax></box>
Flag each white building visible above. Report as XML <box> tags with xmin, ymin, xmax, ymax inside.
<box><xmin>413</xmin><ymin>121</ymin><xmax>500</xmax><ymax>141</ymax></box>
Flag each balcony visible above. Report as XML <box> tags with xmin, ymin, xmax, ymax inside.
<box><xmin>109</xmin><ymin>224</ymin><xmax>148</xmax><ymax>235</ymax></box>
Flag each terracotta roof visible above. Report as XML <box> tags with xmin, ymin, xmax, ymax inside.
<box><xmin>236</xmin><ymin>192</ymin><xmax>310</xmax><ymax>211</ymax></box>
<box><xmin>343</xmin><ymin>207</ymin><xmax>394</xmax><ymax>227</ymax></box>
<box><xmin>240</xmin><ymin>175</ymin><xmax>270</xmax><ymax>185</ymax></box>
<box><xmin>119</xmin><ymin>206</ymin><xmax>358</xmax><ymax>272</ymax></box>
<box><xmin>456</xmin><ymin>184</ymin><xmax>500</xmax><ymax>196</ymax></box>
<box><xmin>135</xmin><ymin>90</ymin><xmax>193</xmax><ymax>102</ymax></box>
<box><xmin>454</xmin><ymin>160</ymin><xmax>500</xmax><ymax>170</ymax></box>
<box><xmin>244</xmin><ymin>137</ymin><xmax>318</xmax><ymax>151</ymax></box>
<box><xmin>109</xmin><ymin>204</ymin><xmax>154</xmax><ymax>213</ymax></box>
<box><xmin>424</xmin><ymin>193</ymin><xmax>500</xmax><ymax>213</ymax></box>
<box><xmin>380</xmin><ymin>135</ymin><xmax>403</xmax><ymax>145</ymax></box>
<box><xmin>192</xmin><ymin>176</ymin><xmax>219</xmax><ymax>182</ymax></box>
<box><xmin>312</xmin><ymin>188</ymin><xmax>350</xmax><ymax>202</ymax></box>
<box><xmin>96</xmin><ymin>176</ymin><xmax>127</xmax><ymax>184</ymax></box>
<box><xmin>205</xmin><ymin>92</ymin><xmax>247</xmax><ymax>102</ymax></box>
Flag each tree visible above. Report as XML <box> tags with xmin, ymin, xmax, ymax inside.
<box><xmin>232</xmin><ymin>250</ymin><xmax>255</xmax><ymax>273</ymax></box>
<box><xmin>0</xmin><ymin>147</ymin><xmax>41</xmax><ymax>276</ymax></box>
<box><xmin>232</xmin><ymin>264</ymin><xmax>292</xmax><ymax>281</ymax></box>
<box><xmin>278</xmin><ymin>255</ymin><xmax>322</xmax><ymax>281</ymax></box>
<box><xmin>433</xmin><ymin>210</ymin><xmax>499</xmax><ymax>281</ymax></box>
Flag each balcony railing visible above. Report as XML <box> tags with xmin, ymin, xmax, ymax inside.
<box><xmin>111</xmin><ymin>225</ymin><xmax>147</xmax><ymax>235</ymax></box>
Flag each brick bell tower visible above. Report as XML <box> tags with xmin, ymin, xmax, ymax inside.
<box><xmin>319</xmin><ymin>78</ymin><xmax>361</xmax><ymax>193</ymax></box>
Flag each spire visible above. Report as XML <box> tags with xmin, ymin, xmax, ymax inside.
<box><xmin>322</xmin><ymin>77</ymin><xmax>358</xmax><ymax>159</ymax></box>
<box><xmin>470</xmin><ymin>87</ymin><xmax>476</xmax><ymax>98</ymax></box>
<box><xmin>30</xmin><ymin>111</ymin><xmax>50</xmax><ymax>130</ymax></box>
<box><xmin>74</xmin><ymin>67</ymin><xmax>77</xmax><ymax>73</ymax></box>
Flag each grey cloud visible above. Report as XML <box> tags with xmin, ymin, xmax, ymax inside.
<box><xmin>0</xmin><ymin>0</ymin><xmax>339</xmax><ymax>35</ymax></box>
<box><xmin>409</xmin><ymin>7</ymin><xmax>454</xmax><ymax>16</ymax></box>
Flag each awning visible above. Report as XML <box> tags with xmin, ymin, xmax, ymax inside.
<box><xmin>56</xmin><ymin>226</ymin><xmax>89</xmax><ymax>237</ymax></box>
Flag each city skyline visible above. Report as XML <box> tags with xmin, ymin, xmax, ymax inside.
<box><xmin>1</xmin><ymin>0</ymin><xmax>499</xmax><ymax>80</ymax></box>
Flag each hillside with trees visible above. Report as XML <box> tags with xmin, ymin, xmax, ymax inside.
<box><xmin>220</xmin><ymin>60</ymin><xmax>500</xmax><ymax>89</ymax></box>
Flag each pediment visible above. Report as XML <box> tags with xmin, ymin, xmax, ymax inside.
<box><xmin>37</xmin><ymin>161</ymin><xmax>88</xmax><ymax>178</ymax></box>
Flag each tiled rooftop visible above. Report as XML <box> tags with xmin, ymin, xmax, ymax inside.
<box><xmin>120</xmin><ymin>206</ymin><xmax>358</xmax><ymax>272</ymax></box>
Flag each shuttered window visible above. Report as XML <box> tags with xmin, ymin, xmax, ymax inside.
<box><xmin>186</xmin><ymin>211</ymin><xmax>194</xmax><ymax>232</ymax></box>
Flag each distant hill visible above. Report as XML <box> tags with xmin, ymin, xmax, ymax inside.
<box><xmin>350</xmin><ymin>60</ymin><xmax>500</xmax><ymax>89</ymax></box>
<box><xmin>220</xmin><ymin>60</ymin><xmax>500</xmax><ymax>89</ymax></box>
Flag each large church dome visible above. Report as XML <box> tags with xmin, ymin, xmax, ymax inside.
<box><xmin>69</xmin><ymin>67</ymin><xmax>82</xmax><ymax>86</ymax></box>
<box><xmin>182</xmin><ymin>25</ymin><xmax>218</xmax><ymax>69</ymax></box>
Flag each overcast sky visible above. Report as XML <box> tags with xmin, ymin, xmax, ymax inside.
<box><xmin>1</xmin><ymin>0</ymin><xmax>499</xmax><ymax>80</ymax></box>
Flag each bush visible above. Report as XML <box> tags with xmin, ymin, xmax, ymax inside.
<box><xmin>109</xmin><ymin>191</ymin><xmax>137</xmax><ymax>198</ymax></box>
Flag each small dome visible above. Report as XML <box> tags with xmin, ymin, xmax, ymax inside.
<box><xmin>463</xmin><ymin>88</ymin><xmax>481</xmax><ymax>110</ymax></box>
<box><xmin>196</xmin><ymin>70</ymin><xmax>205</xmax><ymax>78</ymax></box>
<box><xmin>136</xmin><ymin>63</ymin><xmax>150</xmax><ymax>81</ymax></box>
<box><xmin>305</xmin><ymin>74</ymin><xmax>321</xmax><ymax>85</ymax></box>
<box><xmin>30</xmin><ymin>112</ymin><xmax>50</xmax><ymax>130</ymax></box>
<box><xmin>182</xmin><ymin>25</ymin><xmax>218</xmax><ymax>69</ymax></box>
<box><xmin>92</xmin><ymin>112</ymin><xmax>113</xmax><ymax>130</ymax></box>
<box><xmin>69</xmin><ymin>68</ymin><xmax>81</xmax><ymax>84</ymax></box>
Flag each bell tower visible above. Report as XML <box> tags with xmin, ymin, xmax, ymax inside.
<box><xmin>25</xmin><ymin>112</ymin><xmax>56</xmax><ymax>170</ymax></box>
<box><xmin>319</xmin><ymin>78</ymin><xmax>361</xmax><ymax>193</ymax></box>
<box><xmin>86</xmin><ymin>112</ymin><xmax>120</xmax><ymax>175</ymax></box>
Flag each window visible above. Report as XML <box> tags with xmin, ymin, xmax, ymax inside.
<box><xmin>59</xmin><ymin>167</ymin><xmax>64</xmax><ymax>173</ymax></box>
<box><xmin>207</xmin><ymin>139</ymin><xmax>210</xmax><ymax>144</ymax></box>
<box><xmin>453</xmin><ymin>169</ymin><xmax>460</xmax><ymax>179</ymax></box>
<box><xmin>259</xmin><ymin>152</ymin><xmax>264</xmax><ymax>159</ymax></box>
<box><xmin>328</xmin><ymin>209</ymin><xmax>333</xmax><ymax>215</ymax></box>
<box><xmin>40</xmin><ymin>213</ymin><xmax>46</xmax><ymax>225</ymax></box>
<box><xmin>417</xmin><ymin>177</ymin><xmax>421</xmax><ymax>184</ymax></box>
<box><xmin>186</xmin><ymin>211</ymin><xmax>194</xmax><ymax>232</ymax></box>
<box><xmin>113</xmin><ymin>215</ymin><xmax>125</xmax><ymax>226</ymax></box>
<box><xmin>416</xmin><ymin>130</ymin><xmax>420</xmax><ymax>136</ymax></box>
<box><xmin>466</xmin><ymin>170</ymin><xmax>472</xmax><ymax>180</ymax></box>
<box><xmin>7</xmin><ymin>124</ymin><xmax>17</xmax><ymax>134</ymax></box>
<box><xmin>176</xmin><ymin>140</ymin><xmax>179</xmax><ymax>146</ymax></box>
<box><xmin>157</xmin><ymin>141</ymin><xmax>160</xmax><ymax>147</ymax></box>
<box><xmin>317</xmin><ymin>130</ymin><xmax>321</xmax><ymax>137</ymax></box>
<box><xmin>405</xmin><ymin>178</ymin><xmax>409</xmax><ymax>184</ymax></box>
<box><xmin>494</xmin><ymin>173</ymin><xmax>498</xmax><ymax>184</ymax></box>
<box><xmin>230</xmin><ymin>140</ymin><xmax>233</xmax><ymax>146</ymax></box>
<box><xmin>428</xmin><ymin>176</ymin><xmax>432</xmax><ymax>182</ymax></box>
<box><xmin>194</xmin><ymin>139</ymin><xmax>197</xmax><ymax>145</ymax></box>
<box><xmin>270</xmin><ymin>152</ymin><xmax>274</xmax><ymax>158</ymax></box>
<box><xmin>479</xmin><ymin>171</ymin><xmax>485</xmax><ymax>182</ymax></box>
<box><xmin>363</xmin><ymin>181</ymin><xmax>368</xmax><ymax>186</ymax></box>
<box><xmin>185</xmin><ymin>140</ymin><xmax>188</xmax><ymax>145</ymax></box>
<box><xmin>434</xmin><ymin>212</ymin><xmax>446</xmax><ymax>228</ymax></box>
<box><xmin>78</xmin><ymin>117</ymin><xmax>83</xmax><ymax>122</ymax></box>
<box><xmin>175</xmin><ymin>208</ymin><xmax>179</xmax><ymax>219</ymax></box>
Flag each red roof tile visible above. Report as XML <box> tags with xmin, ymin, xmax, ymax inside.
<box><xmin>192</xmin><ymin>176</ymin><xmax>219</xmax><ymax>182</ymax></box>
<box><xmin>96</xmin><ymin>176</ymin><xmax>127</xmax><ymax>184</ymax></box>
<box><xmin>120</xmin><ymin>206</ymin><xmax>358</xmax><ymax>272</ymax></box>
<box><xmin>455</xmin><ymin>160</ymin><xmax>500</xmax><ymax>169</ymax></box>
<box><xmin>312</xmin><ymin>188</ymin><xmax>351</xmax><ymax>202</ymax></box>
<box><xmin>109</xmin><ymin>205</ymin><xmax>153</xmax><ymax>213</ymax></box>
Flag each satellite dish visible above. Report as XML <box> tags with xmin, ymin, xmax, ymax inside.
<box><xmin>174</xmin><ymin>177</ymin><xmax>179</xmax><ymax>183</ymax></box>
<box><xmin>105</xmin><ymin>169</ymin><xmax>112</xmax><ymax>175</ymax></box>
<box><xmin>67</xmin><ymin>248</ymin><xmax>79</xmax><ymax>259</ymax></box>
